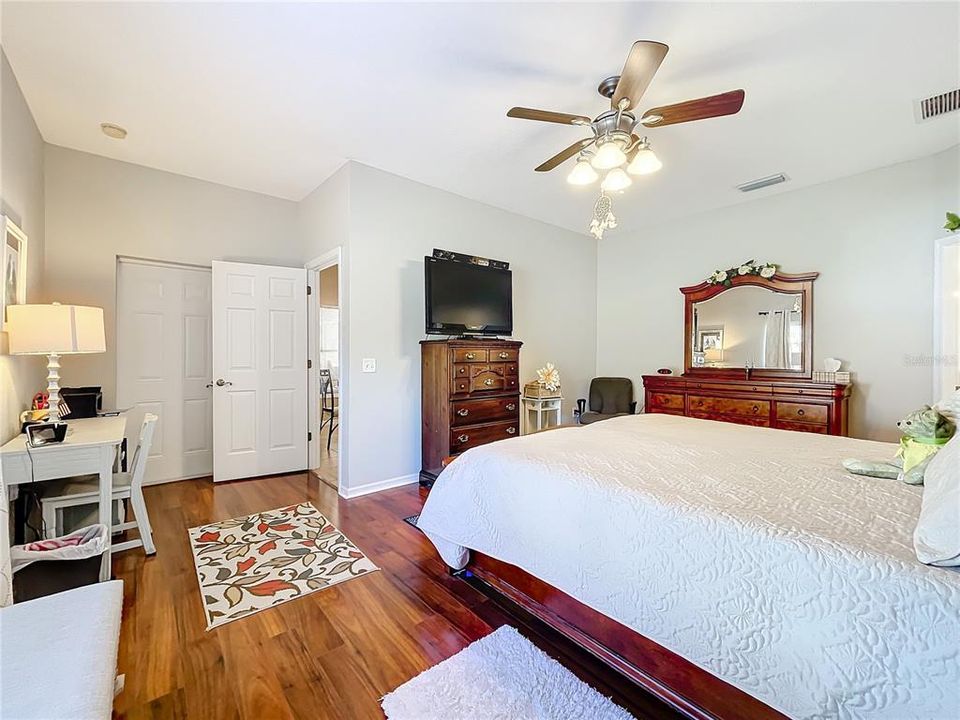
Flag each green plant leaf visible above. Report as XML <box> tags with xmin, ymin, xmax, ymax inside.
<box><xmin>946</xmin><ymin>212</ymin><xmax>960</xmax><ymax>232</ymax></box>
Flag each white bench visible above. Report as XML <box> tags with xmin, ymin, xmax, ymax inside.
<box><xmin>0</xmin><ymin>581</ymin><xmax>123</xmax><ymax>719</ymax></box>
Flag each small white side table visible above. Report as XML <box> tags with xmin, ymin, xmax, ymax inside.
<box><xmin>522</xmin><ymin>396</ymin><xmax>563</xmax><ymax>434</ymax></box>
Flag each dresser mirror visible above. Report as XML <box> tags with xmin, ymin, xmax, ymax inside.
<box><xmin>680</xmin><ymin>271</ymin><xmax>818</xmax><ymax>379</ymax></box>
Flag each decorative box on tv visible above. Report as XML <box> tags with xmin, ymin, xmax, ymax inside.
<box><xmin>524</xmin><ymin>382</ymin><xmax>561</xmax><ymax>399</ymax></box>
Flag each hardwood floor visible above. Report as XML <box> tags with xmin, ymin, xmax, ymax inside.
<box><xmin>112</xmin><ymin>474</ymin><xmax>683</xmax><ymax>720</ymax></box>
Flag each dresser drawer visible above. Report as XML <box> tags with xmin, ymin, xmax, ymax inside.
<box><xmin>451</xmin><ymin>376</ymin><xmax>471</xmax><ymax>394</ymax></box>
<box><xmin>453</xmin><ymin>348</ymin><xmax>487</xmax><ymax>363</ymax></box>
<box><xmin>647</xmin><ymin>392</ymin><xmax>685</xmax><ymax>412</ymax></box>
<box><xmin>453</xmin><ymin>363</ymin><xmax>472</xmax><ymax>381</ymax></box>
<box><xmin>450</xmin><ymin>420</ymin><xmax>519</xmax><ymax>452</ymax></box>
<box><xmin>489</xmin><ymin>348</ymin><xmax>518</xmax><ymax>363</ymax></box>
<box><xmin>688</xmin><ymin>395</ymin><xmax>770</xmax><ymax>418</ymax></box>
<box><xmin>691</xmin><ymin>412</ymin><xmax>770</xmax><ymax>428</ymax></box>
<box><xmin>471</xmin><ymin>370</ymin><xmax>505</xmax><ymax>393</ymax></box>
<box><xmin>452</xmin><ymin>396</ymin><xmax>519</xmax><ymax>427</ymax></box>
<box><xmin>776</xmin><ymin>402</ymin><xmax>828</xmax><ymax>425</ymax></box>
<box><xmin>688</xmin><ymin>381</ymin><xmax>773</xmax><ymax>395</ymax></box>
<box><xmin>777</xmin><ymin>420</ymin><xmax>828</xmax><ymax>434</ymax></box>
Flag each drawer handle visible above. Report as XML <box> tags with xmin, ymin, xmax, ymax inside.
<box><xmin>505</xmin><ymin>403</ymin><xmax>516</xmax><ymax>411</ymax></box>
<box><xmin>466</xmin><ymin>352</ymin><xmax>476</xmax><ymax>360</ymax></box>
<box><xmin>753</xmin><ymin>405</ymin><xmax>760</xmax><ymax>413</ymax></box>
<box><xmin>797</xmin><ymin>409</ymin><xmax>805</xmax><ymax>416</ymax></box>
<box><xmin>484</xmin><ymin>378</ymin><xmax>494</xmax><ymax>386</ymax></box>
<box><xmin>457</xmin><ymin>434</ymin><xmax>469</xmax><ymax>443</ymax></box>
<box><xmin>457</xmin><ymin>408</ymin><xmax>469</xmax><ymax>417</ymax></box>
<box><xmin>696</xmin><ymin>400</ymin><xmax>704</xmax><ymax>406</ymax></box>
<box><xmin>506</xmin><ymin>427</ymin><xmax>516</xmax><ymax>435</ymax></box>
<box><xmin>798</xmin><ymin>389</ymin><xmax>804</xmax><ymax>394</ymax></box>
<box><xmin>459</xmin><ymin>367</ymin><xmax>466</xmax><ymax>374</ymax></box>
<box><xmin>498</xmin><ymin>352</ymin><xmax>509</xmax><ymax>359</ymax></box>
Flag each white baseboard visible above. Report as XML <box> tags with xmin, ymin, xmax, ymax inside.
<box><xmin>143</xmin><ymin>472</ymin><xmax>211</xmax><ymax>487</ymax></box>
<box><xmin>339</xmin><ymin>473</ymin><xmax>419</xmax><ymax>499</ymax></box>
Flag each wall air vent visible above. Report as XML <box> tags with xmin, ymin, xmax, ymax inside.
<box><xmin>916</xmin><ymin>89</ymin><xmax>960</xmax><ymax>122</ymax></box>
<box><xmin>736</xmin><ymin>173</ymin><xmax>788</xmax><ymax>193</ymax></box>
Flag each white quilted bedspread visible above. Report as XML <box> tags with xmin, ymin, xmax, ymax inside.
<box><xmin>416</xmin><ymin>414</ymin><xmax>960</xmax><ymax>720</ymax></box>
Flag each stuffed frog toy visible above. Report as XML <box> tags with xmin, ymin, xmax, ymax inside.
<box><xmin>843</xmin><ymin>405</ymin><xmax>955</xmax><ymax>485</ymax></box>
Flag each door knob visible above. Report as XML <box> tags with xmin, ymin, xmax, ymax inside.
<box><xmin>215</xmin><ymin>379</ymin><xmax>233</xmax><ymax>387</ymax></box>
<box><xmin>205</xmin><ymin>382</ymin><xmax>214</xmax><ymax>388</ymax></box>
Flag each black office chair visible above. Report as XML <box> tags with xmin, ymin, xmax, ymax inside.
<box><xmin>576</xmin><ymin>377</ymin><xmax>636</xmax><ymax>425</ymax></box>
<box><xmin>318</xmin><ymin>370</ymin><xmax>338</xmax><ymax>451</ymax></box>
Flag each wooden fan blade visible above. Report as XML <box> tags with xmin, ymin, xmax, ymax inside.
<box><xmin>507</xmin><ymin>107</ymin><xmax>592</xmax><ymax>126</ymax></box>
<box><xmin>535</xmin><ymin>138</ymin><xmax>594</xmax><ymax>172</ymax></box>
<box><xmin>612</xmin><ymin>41</ymin><xmax>669</xmax><ymax>110</ymax></box>
<box><xmin>639</xmin><ymin>90</ymin><xmax>745</xmax><ymax>127</ymax></box>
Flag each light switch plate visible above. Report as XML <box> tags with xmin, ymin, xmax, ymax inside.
<box><xmin>361</xmin><ymin>358</ymin><xmax>377</xmax><ymax>373</ymax></box>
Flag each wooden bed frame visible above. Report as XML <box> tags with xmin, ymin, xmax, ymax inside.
<box><xmin>466</xmin><ymin>551</ymin><xmax>788</xmax><ymax>720</ymax></box>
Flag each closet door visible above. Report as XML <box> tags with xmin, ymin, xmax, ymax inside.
<box><xmin>116</xmin><ymin>260</ymin><xmax>213</xmax><ymax>483</ymax></box>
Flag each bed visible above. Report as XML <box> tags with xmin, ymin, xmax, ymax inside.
<box><xmin>416</xmin><ymin>414</ymin><xmax>960</xmax><ymax>720</ymax></box>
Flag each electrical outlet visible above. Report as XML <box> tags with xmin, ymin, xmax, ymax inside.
<box><xmin>361</xmin><ymin>358</ymin><xmax>377</xmax><ymax>373</ymax></box>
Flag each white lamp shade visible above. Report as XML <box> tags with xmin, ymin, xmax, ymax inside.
<box><xmin>7</xmin><ymin>304</ymin><xmax>106</xmax><ymax>355</ymax></box>
<box><xmin>567</xmin><ymin>160</ymin><xmax>598</xmax><ymax>185</ymax></box>
<box><xmin>590</xmin><ymin>140</ymin><xmax>627</xmax><ymax>170</ymax></box>
<box><xmin>627</xmin><ymin>147</ymin><xmax>663</xmax><ymax>175</ymax></box>
<box><xmin>601</xmin><ymin>167</ymin><xmax>633</xmax><ymax>192</ymax></box>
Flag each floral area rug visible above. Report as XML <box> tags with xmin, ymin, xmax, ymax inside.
<box><xmin>189</xmin><ymin>502</ymin><xmax>378</xmax><ymax>629</ymax></box>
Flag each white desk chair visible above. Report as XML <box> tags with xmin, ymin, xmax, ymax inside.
<box><xmin>41</xmin><ymin>414</ymin><xmax>158</xmax><ymax>555</ymax></box>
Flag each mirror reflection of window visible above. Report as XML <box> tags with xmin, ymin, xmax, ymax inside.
<box><xmin>693</xmin><ymin>287</ymin><xmax>803</xmax><ymax>370</ymax></box>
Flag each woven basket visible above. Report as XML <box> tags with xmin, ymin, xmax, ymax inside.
<box><xmin>524</xmin><ymin>382</ymin><xmax>561</xmax><ymax>399</ymax></box>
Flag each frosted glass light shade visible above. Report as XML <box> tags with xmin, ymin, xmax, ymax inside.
<box><xmin>601</xmin><ymin>167</ymin><xmax>632</xmax><ymax>192</ymax></box>
<box><xmin>590</xmin><ymin>140</ymin><xmax>627</xmax><ymax>170</ymax></box>
<box><xmin>7</xmin><ymin>304</ymin><xmax>106</xmax><ymax>355</ymax></box>
<box><xmin>567</xmin><ymin>160</ymin><xmax>598</xmax><ymax>185</ymax></box>
<box><xmin>627</xmin><ymin>147</ymin><xmax>663</xmax><ymax>175</ymax></box>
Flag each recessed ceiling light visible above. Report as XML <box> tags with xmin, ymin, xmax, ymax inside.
<box><xmin>100</xmin><ymin>123</ymin><xmax>128</xmax><ymax>140</ymax></box>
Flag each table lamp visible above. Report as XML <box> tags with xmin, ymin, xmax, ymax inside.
<box><xmin>6</xmin><ymin>303</ymin><xmax>106</xmax><ymax>424</ymax></box>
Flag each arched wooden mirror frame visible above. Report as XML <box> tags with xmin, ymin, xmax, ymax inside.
<box><xmin>681</xmin><ymin>271</ymin><xmax>818</xmax><ymax>380</ymax></box>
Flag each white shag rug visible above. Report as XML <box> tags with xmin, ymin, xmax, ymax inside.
<box><xmin>381</xmin><ymin>626</ymin><xmax>636</xmax><ymax>720</ymax></box>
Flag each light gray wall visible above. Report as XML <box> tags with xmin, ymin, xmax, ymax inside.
<box><xmin>598</xmin><ymin>145</ymin><xmax>960</xmax><ymax>441</ymax></box>
<box><xmin>43</xmin><ymin>145</ymin><xmax>301</xmax><ymax>408</ymax></box>
<box><xmin>343</xmin><ymin>163</ymin><xmax>597</xmax><ymax>494</ymax></box>
<box><xmin>0</xmin><ymin>50</ymin><xmax>46</xmax><ymax>444</ymax></box>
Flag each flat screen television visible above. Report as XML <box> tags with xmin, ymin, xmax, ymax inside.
<box><xmin>424</xmin><ymin>256</ymin><xmax>513</xmax><ymax>336</ymax></box>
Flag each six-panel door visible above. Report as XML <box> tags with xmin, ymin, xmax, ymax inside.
<box><xmin>212</xmin><ymin>261</ymin><xmax>307</xmax><ymax>482</ymax></box>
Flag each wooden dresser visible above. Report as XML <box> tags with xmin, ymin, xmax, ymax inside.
<box><xmin>420</xmin><ymin>339</ymin><xmax>522</xmax><ymax>484</ymax></box>
<box><xmin>642</xmin><ymin>375</ymin><xmax>851</xmax><ymax>436</ymax></box>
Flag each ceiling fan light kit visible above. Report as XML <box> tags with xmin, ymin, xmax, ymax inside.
<box><xmin>507</xmin><ymin>39</ymin><xmax>746</xmax><ymax>237</ymax></box>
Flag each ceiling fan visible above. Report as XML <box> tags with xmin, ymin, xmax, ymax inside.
<box><xmin>507</xmin><ymin>40</ymin><xmax>745</xmax><ymax>192</ymax></box>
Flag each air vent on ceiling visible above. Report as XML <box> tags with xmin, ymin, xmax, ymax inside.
<box><xmin>736</xmin><ymin>173</ymin><xmax>788</xmax><ymax>193</ymax></box>
<box><xmin>916</xmin><ymin>89</ymin><xmax>960</xmax><ymax>122</ymax></box>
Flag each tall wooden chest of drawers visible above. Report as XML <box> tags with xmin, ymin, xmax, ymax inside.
<box><xmin>642</xmin><ymin>375</ymin><xmax>851</xmax><ymax>436</ymax></box>
<box><xmin>420</xmin><ymin>339</ymin><xmax>522</xmax><ymax>485</ymax></box>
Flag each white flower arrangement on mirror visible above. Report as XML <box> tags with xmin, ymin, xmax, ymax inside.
<box><xmin>536</xmin><ymin>363</ymin><xmax>561</xmax><ymax>392</ymax></box>
<box><xmin>706</xmin><ymin>260</ymin><xmax>778</xmax><ymax>287</ymax></box>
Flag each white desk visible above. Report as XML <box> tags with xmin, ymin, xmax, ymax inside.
<box><xmin>0</xmin><ymin>416</ymin><xmax>127</xmax><ymax>581</ymax></box>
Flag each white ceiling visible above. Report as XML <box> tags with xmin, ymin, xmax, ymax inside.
<box><xmin>3</xmin><ymin>2</ymin><xmax>958</xmax><ymax>235</ymax></box>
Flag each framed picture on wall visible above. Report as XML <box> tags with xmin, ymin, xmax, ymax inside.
<box><xmin>1</xmin><ymin>215</ymin><xmax>28</xmax><ymax>331</ymax></box>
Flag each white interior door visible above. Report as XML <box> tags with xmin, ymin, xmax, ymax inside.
<box><xmin>116</xmin><ymin>260</ymin><xmax>213</xmax><ymax>484</ymax></box>
<box><xmin>212</xmin><ymin>261</ymin><xmax>307</xmax><ymax>482</ymax></box>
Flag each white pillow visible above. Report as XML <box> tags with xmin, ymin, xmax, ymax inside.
<box><xmin>914</xmin><ymin>434</ymin><xmax>960</xmax><ymax>566</ymax></box>
<box><xmin>935</xmin><ymin>388</ymin><xmax>960</xmax><ymax>422</ymax></box>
